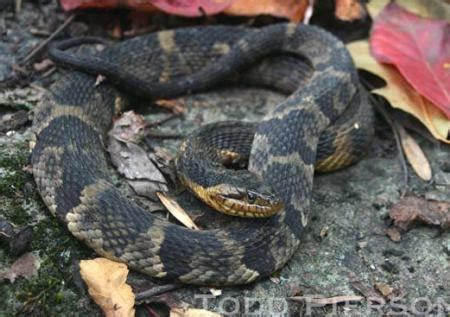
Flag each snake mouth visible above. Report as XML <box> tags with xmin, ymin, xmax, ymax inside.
<box><xmin>213</xmin><ymin>193</ymin><xmax>283</xmax><ymax>218</ymax></box>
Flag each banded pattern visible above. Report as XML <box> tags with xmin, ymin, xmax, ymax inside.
<box><xmin>33</xmin><ymin>23</ymin><xmax>373</xmax><ymax>285</ymax></box>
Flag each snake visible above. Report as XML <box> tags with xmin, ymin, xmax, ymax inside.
<box><xmin>32</xmin><ymin>23</ymin><xmax>373</xmax><ymax>285</ymax></box>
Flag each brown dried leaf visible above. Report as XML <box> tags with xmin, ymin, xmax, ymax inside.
<box><xmin>33</xmin><ymin>58</ymin><xmax>54</xmax><ymax>72</ymax></box>
<box><xmin>108</xmin><ymin>111</ymin><xmax>169</xmax><ymax>199</ymax></box>
<box><xmin>375</xmin><ymin>282</ymin><xmax>394</xmax><ymax>298</ymax></box>
<box><xmin>157</xmin><ymin>192</ymin><xmax>199</xmax><ymax>230</ymax></box>
<box><xmin>170</xmin><ymin>308</ymin><xmax>221</xmax><ymax>317</ymax></box>
<box><xmin>397</xmin><ymin>125</ymin><xmax>432</xmax><ymax>181</ymax></box>
<box><xmin>350</xmin><ymin>281</ymin><xmax>380</xmax><ymax>299</ymax></box>
<box><xmin>79</xmin><ymin>258</ymin><xmax>135</xmax><ymax>317</ymax></box>
<box><xmin>390</xmin><ymin>196</ymin><xmax>450</xmax><ymax>230</ymax></box>
<box><xmin>224</xmin><ymin>0</ymin><xmax>310</xmax><ymax>23</ymax></box>
<box><xmin>110</xmin><ymin>111</ymin><xmax>146</xmax><ymax>143</ymax></box>
<box><xmin>385</xmin><ymin>227</ymin><xmax>401</xmax><ymax>242</ymax></box>
<box><xmin>155</xmin><ymin>99</ymin><xmax>186</xmax><ymax>115</ymax></box>
<box><xmin>0</xmin><ymin>252</ymin><xmax>41</xmax><ymax>283</ymax></box>
<box><xmin>108</xmin><ymin>138</ymin><xmax>168</xmax><ymax>198</ymax></box>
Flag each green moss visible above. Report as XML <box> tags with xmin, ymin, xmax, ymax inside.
<box><xmin>4</xmin><ymin>216</ymin><xmax>95</xmax><ymax>314</ymax></box>
<box><xmin>0</xmin><ymin>142</ymin><xmax>34</xmax><ymax>225</ymax></box>
<box><xmin>0</xmin><ymin>140</ymin><xmax>98</xmax><ymax>315</ymax></box>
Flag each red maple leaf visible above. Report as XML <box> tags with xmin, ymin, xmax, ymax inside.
<box><xmin>370</xmin><ymin>3</ymin><xmax>450</xmax><ymax>118</ymax></box>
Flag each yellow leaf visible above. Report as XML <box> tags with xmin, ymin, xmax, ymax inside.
<box><xmin>347</xmin><ymin>40</ymin><xmax>450</xmax><ymax>143</ymax></box>
<box><xmin>367</xmin><ymin>0</ymin><xmax>450</xmax><ymax>19</ymax></box>
<box><xmin>79</xmin><ymin>258</ymin><xmax>135</xmax><ymax>317</ymax></box>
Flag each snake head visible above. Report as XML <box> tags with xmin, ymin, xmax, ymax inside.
<box><xmin>208</xmin><ymin>176</ymin><xmax>283</xmax><ymax>217</ymax></box>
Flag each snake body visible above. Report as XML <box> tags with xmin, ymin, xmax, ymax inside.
<box><xmin>32</xmin><ymin>23</ymin><xmax>373</xmax><ymax>285</ymax></box>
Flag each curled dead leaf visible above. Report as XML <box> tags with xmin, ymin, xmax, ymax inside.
<box><xmin>61</xmin><ymin>0</ymin><xmax>231</xmax><ymax>16</ymax></box>
<box><xmin>108</xmin><ymin>111</ymin><xmax>169</xmax><ymax>199</ymax></box>
<box><xmin>385</xmin><ymin>227</ymin><xmax>401</xmax><ymax>242</ymax></box>
<box><xmin>33</xmin><ymin>58</ymin><xmax>54</xmax><ymax>72</ymax></box>
<box><xmin>390</xmin><ymin>196</ymin><xmax>450</xmax><ymax>230</ymax></box>
<box><xmin>155</xmin><ymin>99</ymin><xmax>186</xmax><ymax>115</ymax></box>
<box><xmin>110</xmin><ymin>111</ymin><xmax>146</xmax><ymax>143</ymax></box>
<box><xmin>375</xmin><ymin>282</ymin><xmax>394</xmax><ymax>298</ymax></box>
<box><xmin>225</xmin><ymin>0</ymin><xmax>310</xmax><ymax>22</ymax></box>
<box><xmin>79</xmin><ymin>258</ymin><xmax>135</xmax><ymax>317</ymax></box>
<box><xmin>108</xmin><ymin>139</ymin><xmax>167</xmax><ymax>184</ymax></box>
<box><xmin>335</xmin><ymin>0</ymin><xmax>366</xmax><ymax>21</ymax></box>
<box><xmin>108</xmin><ymin>137</ymin><xmax>168</xmax><ymax>200</ymax></box>
<box><xmin>157</xmin><ymin>192</ymin><xmax>199</xmax><ymax>230</ymax></box>
<box><xmin>397</xmin><ymin>125</ymin><xmax>432</xmax><ymax>181</ymax></box>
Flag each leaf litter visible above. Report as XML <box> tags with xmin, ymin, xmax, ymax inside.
<box><xmin>79</xmin><ymin>258</ymin><xmax>135</xmax><ymax>317</ymax></box>
<box><xmin>157</xmin><ymin>192</ymin><xmax>200</xmax><ymax>230</ymax></box>
<box><xmin>108</xmin><ymin>111</ymin><xmax>169</xmax><ymax>201</ymax></box>
<box><xmin>101</xmin><ymin>110</ymin><xmax>206</xmax><ymax>314</ymax></box>
<box><xmin>0</xmin><ymin>252</ymin><xmax>41</xmax><ymax>283</ymax></box>
<box><xmin>397</xmin><ymin>125</ymin><xmax>432</xmax><ymax>181</ymax></box>
<box><xmin>389</xmin><ymin>196</ymin><xmax>450</xmax><ymax>230</ymax></box>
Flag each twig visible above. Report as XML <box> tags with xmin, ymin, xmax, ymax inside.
<box><xmin>123</xmin><ymin>25</ymin><xmax>155</xmax><ymax>38</ymax></box>
<box><xmin>21</xmin><ymin>14</ymin><xmax>76</xmax><ymax>65</ymax></box>
<box><xmin>398</xmin><ymin>117</ymin><xmax>439</xmax><ymax>145</ymax></box>
<box><xmin>145</xmin><ymin>112</ymin><xmax>182</xmax><ymax>129</ymax></box>
<box><xmin>15</xmin><ymin>0</ymin><xmax>22</xmax><ymax>13</ymax></box>
<box><xmin>29</xmin><ymin>28</ymin><xmax>52</xmax><ymax>37</ymax></box>
<box><xmin>0</xmin><ymin>12</ymin><xmax>5</xmax><ymax>36</ymax></box>
<box><xmin>135</xmin><ymin>283</ymin><xmax>182</xmax><ymax>301</ymax></box>
<box><xmin>369</xmin><ymin>94</ymin><xmax>408</xmax><ymax>196</ymax></box>
<box><xmin>361</xmin><ymin>76</ymin><xmax>409</xmax><ymax>195</ymax></box>
<box><xmin>29</xmin><ymin>83</ymin><xmax>47</xmax><ymax>93</ymax></box>
<box><xmin>42</xmin><ymin>66</ymin><xmax>56</xmax><ymax>78</ymax></box>
<box><xmin>15</xmin><ymin>288</ymin><xmax>47</xmax><ymax>316</ymax></box>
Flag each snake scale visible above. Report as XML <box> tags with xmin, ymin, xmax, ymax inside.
<box><xmin>32</xmin><ymin>23</ymin><xmax>373</xmax><ymax>285</ymax></box>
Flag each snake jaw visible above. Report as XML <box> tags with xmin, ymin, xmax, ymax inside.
<box><xmin>211</xmin><ymin>185</ymin><xmax>283</xmax><ymax>218</ymax></box>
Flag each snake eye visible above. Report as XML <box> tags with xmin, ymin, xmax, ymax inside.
<box><xmin>247</xmin><ymin>191</ymin><xmax>256</xmax><ymax>204</ymax></box>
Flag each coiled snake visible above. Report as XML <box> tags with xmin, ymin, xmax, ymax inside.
<box><xmin>32</xmin><ymin>23</ymin><xmax>373</xmax><ymax>285</ymax></box>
